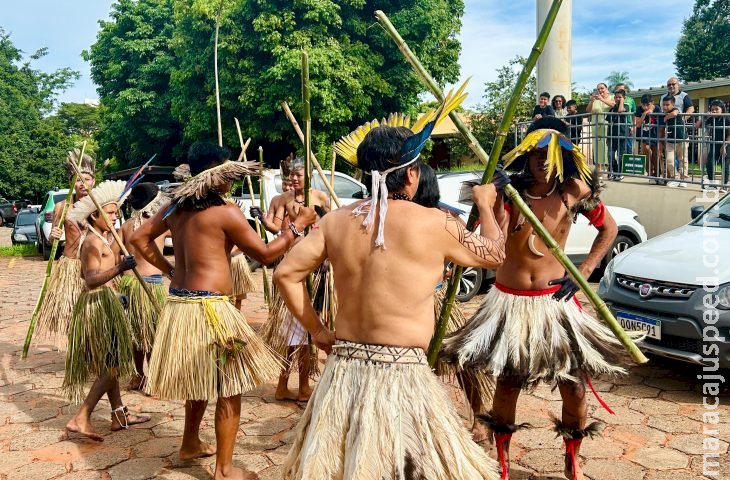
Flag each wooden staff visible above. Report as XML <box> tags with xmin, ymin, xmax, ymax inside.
<box><xmin>375</xmin><ymin>5</ymin><xmax>648</xmax><ymax>365</ymax></box>
<box><xmin>281</xmin><ymin>102</ymin><xmax>342</xmax><ymax>208</ymax></box>
<box><xmin>214</xmin><ymin>0</ymin><xmax>224</xmax><ymax>147</ymax></box>
<box><xmin>69</xmin><ymin>161</ymin><xmax>163</xmax><ymax>314</ymax></box>
<box><xmin>301</xmin><ymin>51</ymin><xmax>312</xmax><ymax>211</ymax></box>
<box><xmin>330</xmin><ymin>146</ymin><xmax>336</xmax><ymax>208</ymax></box>
<box><xmin>22</xmin><ymin>142</ymin><xmax>87</xmax><ymax>358</ymax></box>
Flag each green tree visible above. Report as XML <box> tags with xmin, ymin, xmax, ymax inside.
<box><xmin>84</xmin><ymin>0</ymin><xmax>181</xmax><ymax>168</ymax></box>
<box><xmin>0</xmin><ymin>29</ymin><xmax>79</xmax><ymax>201</ymax></box>
<box><xmin>675</xmin><ymin>0</ymin><xmax>730</xmax><ymax>82</ymax></box>
<box><xmin>605</xmin><ymin>71</ymin><xmax>633</xmax><ymax>92</ymax></box>
<box><xmin>56</xmin><ymin>102</ymin><xmax>101</xmax><ymax>137</ymax></box>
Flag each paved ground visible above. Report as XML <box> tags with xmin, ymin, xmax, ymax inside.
<box><xmin>0</xmin><ymin>253</ymin><xmax>728</xmax><ymax>480</ymax></box>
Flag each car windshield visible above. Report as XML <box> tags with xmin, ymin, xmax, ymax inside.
<box><xmin>15</xmin><ymin>213</ymin><xmax>36</xmax><ymax>226</ymax></box>
<box><xmin>53</xmin><ymin>193</ymin><xmax>67</xmax><ymax>204</ymax></box>
<box><xmin>692</xmin><ymin>194</ymin><xmax>730</xmax><ymax>228</ymax></box>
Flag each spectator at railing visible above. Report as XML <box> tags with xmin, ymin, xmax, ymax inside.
<box><xmin>695</xmin><ymin>99</ymin><xmax>730</xmax><ymax>189</ymax></box>
<box><xmin>614</xmin><ymin>83</ymin><xmax>636</xmax><ymax>153</ymax></box>
<box><xmin>565</xmin><ymin>100</ymin><xmax>583</xmax><ymax>145</ymax></box>
<box><xmin>660</xmin><ymin>77</ymin><xmax>694</xmax><ymax>181</ymax></box>
<box><xmin>551</xmin><ymin>94</ymin><xmax>567</xmax><ymax>118</ymax></box>
<box><xmin>659</xmin><ymin>95</ymin><xmax>688</xmax><ymax>187</ymax></box>
<box><xmin>635</xmin><ymin>94</ymin><xmax>663</xmax><ymax>184</ymax></box>
<box><xmin>607</xmin><ymin>89</ymin><xmax>630</xmax><ymax>181</ymax></box>
<box><xmin>532</xmin><ymin>92</ymin><xmax>555</xmax><ymax>120</ymax></box>
<box><xmin>586</xmin><ymin>82</ymin><xmax>615</xmax><ymax>168</ymax></box>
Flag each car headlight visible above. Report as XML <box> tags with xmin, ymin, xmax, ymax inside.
<box><xmin>13</xmin><ymin>234</ymin><xmax>27</xmax><ymax>241</ymax></box>
<box><xmin>718</xmin><ymin>285</ymin><xmax>730</xmax><ymax>310</ymax></box>
<box><xmin>602</xmin><ymin>258</ymin><xmax>615</xmax><ymax>288</ymax></box>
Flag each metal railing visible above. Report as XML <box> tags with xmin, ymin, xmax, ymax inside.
<box><xmin>515</xmin><ymin>112</ymin><xmax>730</xmax><ymax>189</ymax></box>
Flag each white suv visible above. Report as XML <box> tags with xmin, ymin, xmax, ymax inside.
<box><xmin>437</xmin><ymin>172</ymin><xmax>648</xmax><ymax>300</ymax></box>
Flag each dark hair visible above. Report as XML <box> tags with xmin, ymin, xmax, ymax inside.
<box><xmin>566</xmin><ymin>99</ymin><xmax>577</xmax><ymax>107</ymax></box>
<box><xmin>539</xmin><ymin>91</ymin><xmax>550</xmax><ymax>99</ymax></box>
<box><xmin>413</xmin><ymin>164</ymin><xmax>440</xmax><ymax>208</ymax></box>
<box><xmin>662</xmin><ymin>95</ymin><xmax>676</xmax><ymax>104</ymax></box>
<box><xmin>526</xmin><ymin>116</ymin><xmax>569</xmax><ymax>135</ymax></box>
<box><xmin>187</xmin><ymin>142</ymin><xmax>231</xmax><ymax>176</ymax></box>
<box><xmin>709</xmin><ymin>99</ymin><xmax>725</xmax><ymax>111</ymax></box>
<box><xmin>552</xmin><ymin>95</ymin><xmax>566</xmax><ymax>108</ymax></box>
<box><xmin>597</xmin><ymin>82</ymin><xmax>608</xmax><ymax>89</ymax></box>
<box><xmin>358</xmin><ymin>126</ymin><xmax>422</xmax><ymax>194</ymax></box>
<box><xmin>614</xmin><ymin>89</ymin><xmax>626</xmax><ymax>97</ymax></box>
<box><xmin>128</xmin><ymin>182</ymin><xmax>159</xmax><ymax>210</ymax></box>
<box><xmin>640</xmin><ymin>94</ymin><xmax>654</xmax><ymax>104</ymax></box>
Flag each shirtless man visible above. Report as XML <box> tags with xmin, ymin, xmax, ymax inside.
<box><xmin>35</xmin><ymin>151</ymin><xmax>96</xmax><ymax>339</ymax></box>
<box><xmin>64</xmin><ymin>180</ymin><xmax>150</xmax><ymax>440</ymax></box>
<box><xmin>275</xmin><ymin>124</ymin><xmax>505</xmax><ymax>479</ymax></box>
<box><xmin>131</xmin><ymin>142</ymin><xmax>316</xmax><ymax>480</ymax></box>
<box><xmin>443</xmin><ymin>117</ymin><xmax>629</xmax><ymax>480</ymax></box>
<box><xmin>119</xmin><ymin>182</ymin><xmax>169</xmax><ymax>391</ymax></box>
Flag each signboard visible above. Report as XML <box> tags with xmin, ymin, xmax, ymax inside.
<box><xmin>622</xmin><ymin>154</ymin><xmax>646</xmax><ymax>175</ymax></box>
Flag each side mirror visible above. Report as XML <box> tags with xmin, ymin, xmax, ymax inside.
<box><xmin>690</xmin><ymin>205</ymin><xmax>705</xmax><ymax>219</ymax></box>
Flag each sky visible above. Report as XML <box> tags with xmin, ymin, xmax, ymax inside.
<box><xmin>1</xmin><ymin>0</ymin><xmax>695</xmax><ymax>108</ymax></box>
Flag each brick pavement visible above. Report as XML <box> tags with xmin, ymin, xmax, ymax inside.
<box><xmin>0</xmin><ymin>256</ymin><xmax>727</xmax><ymax>479</ymax></box>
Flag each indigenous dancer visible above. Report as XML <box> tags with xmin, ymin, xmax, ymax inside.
<box><xmin>64</xmin><ymin>180</ymin><xmax>150</xmax><ymax>441</ymax></box>
<box><xmin>119</xmin><ymin>182</ymin><xmax>169</xmax><ymax>391</ymax></box>
<box><xmin>230</xmin><ymin>201</ymin><xmax>258</xmax><ymax>311</ymax></box>
<box><xmin>442</xmin><ymin>117</ymin><xmax>640</xmax><ymax>480</ymax></box>
<box><xmin>130</xmin><ymin>142</ymin><xmax>316</xmax><ymax>480</ymax></box>
<box><xmin>413</xmin><ymin>164</ymin><xmax>494</xmax><ymax>444</ymax></box>
<box><xmin>250</xmin><ymin>156</ymin><xmax>294</xmax><ymax>235</ymax></box>
<box><xmin>35</xmin><ymin>150</ymin><xmax>96</xmax><ymax>341</ymax></box>
<box><xmin>275</xmin><ymin>95</ymin><xmax>505</xmax><ymax>479</ymax></box>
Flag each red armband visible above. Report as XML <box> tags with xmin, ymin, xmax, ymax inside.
<box><xmin>504</xmin><ymin>203</ymin><xmax>513</xmax><ymax>216</ymax></box>
<box><xmin>581</xmin><ymin>201</ymin><xmax>606</xmax><ymax>228</ymax></box>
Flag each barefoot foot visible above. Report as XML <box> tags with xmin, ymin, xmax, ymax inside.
<box><xmin>66</xmin><ymin>416</ymin><xmax>104</xmax><ymax>442</ymax></box>
<box><xmin>179</xmin><ymin>440</ymin><xmax>216</xmax><ymax>461</ymax></box>
<box><xmin>471</xmin><ymin>418</ymin><xmax>490</xmax><ymax>445</ymax></box>
<box><xmin>128</xmin><ymin>374</ymin><xmax>145</xmax><ymax>391</ymax></box>
<box><xmin>111</xmin><ymin>407</ymin><xmax>152</xmax><ymax>431</ymax></box>
<box><xmin>296</xmin><ymin>385</ymin><xmax>313</xmax><ymax>402</ymax></box>
<box><xmin>274</xmin><ymin>381</ymin><xmax>297</xmax><ymax>401</ymax></box>
<box><xmin>214</xmin><ymin>465</ymin><xmax>259</xmax><ymax>480</ymax></box>
<box><xmin>564</xmin><ymin>455</ymin><xmax>585</xmax><ymax>480</ymax></box>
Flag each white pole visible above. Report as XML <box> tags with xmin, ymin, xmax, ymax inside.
<box><xmin>536</xmin><ymin>0</ymin><xmax>572</xmax><ymax>102</ymax></box>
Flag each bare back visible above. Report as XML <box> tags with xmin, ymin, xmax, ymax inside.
<box><xmin>121</xmin><ymin>220</ymin><xmax>165</xmax><ymax>277</ymax></box>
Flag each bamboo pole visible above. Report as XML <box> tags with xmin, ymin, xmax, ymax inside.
<box><xmin>301</xmin><ymin>51</ymin><xmax>312</xmax><ymax>211</ymax></box>
<box><xmin>69</xmin><ymin>161</ymin><xmax>163</xmax><ymax>314</ymax></box>
<box><xmin>376</xmin><ymin>5</ymin><xmax>648</xmax><ymax>365</ymax></box>
<box><xmin>22</xmin><ymin>142</ymin><xmax>87</xmax><ymax>358</ymax></box>
<box><xmin>257</xmin><ymin>146</ymin><xmax>272</xmax><ymax>304</ymax></box>
<box><xmin>281</xmin><ymin>102</ymin><xmax>342</xmax><ymax>208</ymax></box>
<box><xmin>214</xmin><ymin>0</ymin><xmax>224</xmax><ymax>147</ymax></box>
<box><xmin>330</xmin><ymin>146</ymin><xmax>336</xmax><ymax>208</ymax></box>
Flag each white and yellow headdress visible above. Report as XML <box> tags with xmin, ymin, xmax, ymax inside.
<box><xmin>69</xmin><ymin>180</ymin><xmax>130</xmax><ymax>225</ymax></box>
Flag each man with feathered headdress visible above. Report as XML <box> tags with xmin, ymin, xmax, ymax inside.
<box><xmin>118</xmin><ymin>182</ymin><xmax>170</xmax><ymax>391</ymax></box>
<box><xmin>130</xmin><ymin>142</ymin><xmax>316</xmax><ymax>479</ymax></box>
<box><xmin>275</xmin><ymin>84</ymin><xmax>505</xmax><ymax>479</ymax></box>
<box><xmin>441</xmin><ymin>117</ymin><xmax>640</xmax><ymax>480</ymax></box>
<box><xmin>63</xmin><ymin>180</ymin><xmax>150</xmax><ymax>441</ymax></box>
<box><xmin>34</xmin><ymin>150</ymin><xmax>96</xmax><ymax>342</ymax></box>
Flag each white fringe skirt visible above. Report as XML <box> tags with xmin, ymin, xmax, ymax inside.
<box><xmin>441</xmin><ymin>284</ymin><xmax>639</xmax><ymax>387</ymax></box>
<box><xmin>283</xmin><ymin>340</ymin><xmax>500</xmax><ymax>480</ymax></box>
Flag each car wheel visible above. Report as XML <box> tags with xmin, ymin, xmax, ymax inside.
<box><xmin>456</xmin><ymin>266</ymin><xmax>483</xmax><ymax>302</ymax></box>
<box><xmin>601</xmin><ymin>234</ymin><xmax>635</xmax><ymax>270</ymax></box>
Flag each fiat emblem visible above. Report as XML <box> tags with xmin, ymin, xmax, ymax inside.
<box><xmin>639</xmin><ymin>283</ymin><xmax>653</xmax><ymax>298</ymax></box>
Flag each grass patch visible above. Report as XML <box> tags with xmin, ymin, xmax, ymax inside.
<box><xmin>437</xmin><ymin>162</ymin><xmax>484</xmax><ymax>173</ymax></box>
<box><xmin>0</xmin><ymin>244</ymin><xmax>39</xmax><ymax>257</ymax></box>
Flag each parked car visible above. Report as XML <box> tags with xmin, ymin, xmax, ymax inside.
<box><xmin>0</xmin><ymin>196</ymin><xmax>30</xmax><ymax>226</ymax></box>
<box><xmin>11</xmin><ymin>209</ymin><xmax>39</xmax><ymax>245</ymax></box>
<box><xmin>598</xmin><ymin>194</ymin><xmax>730</xmax><ymax>369</ymax></box>
<box><xmin>35</xmin><ymin>189</ymin><xmax>70</xmax><ymax>260</ymax></box>
<box><xmin>437</xmin><ymin>172</ymin><xmax>648</xmax><ymax>301</ymax></box>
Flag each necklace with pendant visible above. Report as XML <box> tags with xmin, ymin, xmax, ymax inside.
<box><xmin>524</xmin><ymin>181</ymin><xmax>557</xmax><ymax>200</ymax></box>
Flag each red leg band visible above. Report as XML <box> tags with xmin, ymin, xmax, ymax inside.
<box><xmin>494</xmin><ymin>432</ymin><xmax>512</xmax><ymax>480</ymax></box>
<box><xmin>564</xmin><ymin>438</ymin><xmax>582</xmax><ymax>480</ymax></box>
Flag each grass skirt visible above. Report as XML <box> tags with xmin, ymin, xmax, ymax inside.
<box><xmin>441</xmin><ymin>284</ymin><xmax>642</xmax><ymax>387</ymax></box>
<box><xmin>63</xmin><ymin>287</ymin><xmax>135</xmax><ymax>403</ymax></box>
<box><xmin>146</xmin><ymin>294</ymin><xmax>283</xmax><ymax>400</ymax></box>
<box><xmin>35</xmin><ymin>256</ymin><xmax>84</xmax><ymax>342</ymax></box>
<box><xmin>119</xmin><ymin>275</ymin><xmax>165</xmax><ymax>352</ymax></box>
<box><xmin>231</xmin><ymin>254</ymin><xmax>257</xmax><ymax>297</ymax></box>
<box><xmin>283</xmin><ymin>340</ymin><xmax>500</xmax><ymax>480</ymax></box>
<box><xmin>433</xmin><ymin>287</ymin><xmax>494</xmax><ymax>407</ymax></box>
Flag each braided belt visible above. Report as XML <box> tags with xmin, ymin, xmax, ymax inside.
<box><xmin>332</xmin><ymin>340</ymin><xmax>427</xmax><ymax>365</ymax></box>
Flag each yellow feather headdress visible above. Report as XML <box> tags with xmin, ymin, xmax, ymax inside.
<box><xmin>502</xmin><ymin>128</ymin><xmax>592</xmax><ymax>184</ymax></box>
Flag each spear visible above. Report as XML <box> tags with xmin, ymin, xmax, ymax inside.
<box><xmin>22</xmin><ymin>142</ymin><xmax>87</xmax><ymax>358</ymax></box>
<box><xmin>376</xmin><ymin>5</ymin><xmax>648</xmax><ymax>365</ymax></box>
<box><xmin>281</xmin><ymin>102</ymin><xmax>342</xmax><ymax>208</ymax></box>
<box><xmin>69</xmin><ymin>161</ymin><xmax>163</xmax><ymax>314</ymax></box>
<box><xmin>214</xmin><ymin>0</ymin><xmax>224</xmax><ymax>147</ymax></box>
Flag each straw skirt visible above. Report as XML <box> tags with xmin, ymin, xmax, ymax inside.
<box><xmin>441</xmin><ymin>284</ymin><xmax>642</xmax><ymax>387</ymax></box>
<box><xmin>231</xmin><ymin>254</ymin><xmax>257</xmax><ymax>297</ymax></box>
<box><xmin>36</xmin><ymin>256</ymin><xmax>84</xmax><ymax>341</ymax></box>
<box><xmin>62</xmin><ymin>287</ymin><xmax>135</xmax><ymax>403</ymax></box>
<box><xmin>283</xmin><ymin>340</ymin><xmax>500</xmax><ymax>480</ymax></box>
<box><xmin>146</xmin><ymin>293</ymin><xmax>283</xmax><ymax>400</ymax></box>
<box><xmin>118</xmin><ymin>275</ymin><xmax>165</xmax><ymax>352</ymax></box>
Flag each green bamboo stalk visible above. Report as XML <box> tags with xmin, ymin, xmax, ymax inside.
<box><xmin>214</xmin><ymin>0</ymin><xmax>224</xmax><ymax>147</ymax></box>
<box><xmin>377</xmin><ymin>4</ymin><xmax>647</xmax><ymax>366</ymax></box>
<box><xmin>256</xmin><ymin>146</ymin><xmax>272</xmax><ymax>306</ymax></box>
<box><xmin>22</xmin><ymin>142</ymin><xmax>88</xmax><ymax>358</ymax></box>
<box><xmin>301</xmin><ymin>51</ymin><xmax>312</xmax><ymax>211</ymax></box>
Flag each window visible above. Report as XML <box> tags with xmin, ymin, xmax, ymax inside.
<box><xmin>53</xmin><ymin>193</ymin><xmax>67</xmax><ymax>204</ymax></box>
<box><xmin>15</xmin><ymin>213</ymin><xmax>37</xmax><ymax>226</ymax></box>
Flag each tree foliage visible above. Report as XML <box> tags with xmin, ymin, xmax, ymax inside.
<box><xmin>0</xmin><ymin>29</ymin><xmax>80</xmax><ymax>201</ymax></box>
<box><xmin>56</xmin><ymin>102</ymin><xmax>101</xmax><ymax>137</ymax></box>
<box><xmin>605</xmin><ymin>71</ymin><xmax>633</xmax><ymax>92</ymax></box>
<box><xmin>675</xmin><ymin>0</ymin><xmax>730</xmax><ymax>82</ymax></box>
<box><xmin>85</xmin><ymin>0</ymin><xmax>465</xmax><ymax>168</ymax></box>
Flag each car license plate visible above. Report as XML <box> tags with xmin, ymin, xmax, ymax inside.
<box><xmin>616</xmin><ymin>311</ymin><xmax>661</xmax><ymax>340</ymax></box>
